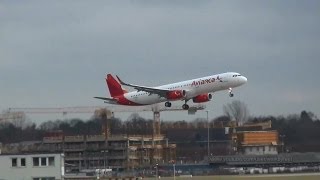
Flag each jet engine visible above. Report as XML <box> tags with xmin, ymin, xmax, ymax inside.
<box><xmin>166</xmin><ymin>90</ymin><xmax>186</xmax><ymax>100</ymax></box>
<box><xmin>192</xmin><ymin>93</ymin><xmax>212</xmax><ymax>103</ymax></box>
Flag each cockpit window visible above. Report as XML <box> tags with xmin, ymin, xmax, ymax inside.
<box><xmin>232</xmin><ymin>74</ymin><xmax>241</xmax><ymax>77</ymax></box>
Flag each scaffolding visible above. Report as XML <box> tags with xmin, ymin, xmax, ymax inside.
<box><xmin>5</xmin><ymin>104</ymin><xmax>205</xmax><ymax>170</ymax></box>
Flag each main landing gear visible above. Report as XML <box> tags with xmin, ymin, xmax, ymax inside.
<box><xmin>182</xmin><ymin>99</ymin><xmax>189</xmax><ymax>110</ymax></box>
<box><xmin>165</xmin><ymin>101</ymin><xmax>172</xmax><ymax>107</ymax></box>
<box><xmin>165</xmin><ymin>101</ymin><xmax>189</xmax><ymax>110</ymax></box>
<box><xmin>229</xmin><ymin>88</ymin><xmax>234</xmax><ymax>97</ymax></box>
<box><xmin>182</xmin><ymin>104</ymin><xmax>189</xmax><ymax>110</ymax></box>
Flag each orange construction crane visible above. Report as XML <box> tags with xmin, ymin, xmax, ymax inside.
<box><xmin>8</xmin><ymin>104</ymin><xmax>205</xmax><ymax>114</ymax></box>
<box><xmin>7</xmin><ymin>104</ymin><xmax>206</xmax><ymax>136</ymax></box>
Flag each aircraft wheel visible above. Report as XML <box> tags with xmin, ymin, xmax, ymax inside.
<box><xmin>165</xmin><ymin>102</ymin><xmax>172</xmax><ymax>107</ymax></box>
<box><xmin>229</xmin><ymin>93</ymin><xmax>234</xmax><ymax>97</ymax></box>
<box><xmin>182</xmin><ymin>104</ymin><xmax>189</xmax><ymax>110</ymax></box>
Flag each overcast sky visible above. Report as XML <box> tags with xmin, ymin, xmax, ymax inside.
<box><xmin>1</xmin><ymin>1</ymin><xmax>320</xmax><ymax>122</ymax></box>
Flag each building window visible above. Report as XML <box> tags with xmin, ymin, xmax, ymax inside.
<box><xmin>12</xmin><ymin>158</ymin><xmax>17</xmax><ymax>167</ymax></box>
<box><xmin>33</xmin><ymin>157</ymin><xmax>55</xmax><ymax>167</ymax></box>
<box><xmin>41</xmin><ymin>157</ymin><xmax>47</xmax><ymax>166</ymax></box>
<box><xmin>33</xmin><ymin>157</ymin><xmax>39</xmax><ymax>166</ymax></box>
<box><xmin>48</xmin><ymin>157</ymin><xmax>55</xmax><ymax>166</ymax></box>
<box><xmin>21</xmin><ymin>158</ymin><xmax>26</xmax><ymax>167</ymax></box>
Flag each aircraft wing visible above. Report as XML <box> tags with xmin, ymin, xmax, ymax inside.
<box><xmin>94</xmin><ymin>97</ymin><xmax>118</xmax><ymax>104</ymax></box>
<box><xmin>116</xmin><ymin>75</ymin><xmax>169</xmax><ymax>97</ymax></box>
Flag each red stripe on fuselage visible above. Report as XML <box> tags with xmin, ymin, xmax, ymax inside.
<box><xmin>115</xmin><ymin>95</ymin><xmax>143</xmax><ymax>106</ymax></box>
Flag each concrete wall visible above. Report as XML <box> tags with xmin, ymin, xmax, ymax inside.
<box><xmin>0</xmin><ymin>153</ymin><xmax>64</xmax><ymax>180</ymax></box>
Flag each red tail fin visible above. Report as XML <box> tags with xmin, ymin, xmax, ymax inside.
<box><xmin>106</xmin><ymin>74</ymin><xmax>127</xmax><ymax>97</ymax></box>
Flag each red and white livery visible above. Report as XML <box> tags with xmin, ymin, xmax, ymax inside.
<box><xmin>95</xmin><ymin>72</ymin><xmax>247</xmax><ymax>110</ymax></box>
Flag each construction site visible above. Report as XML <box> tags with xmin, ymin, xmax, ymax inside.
<box><xmin>2</xmin><ymin>105</ymin><xmax>320</xmax><ymax>179</ymax></box>
<box><xmin>0</xmin><ymin>105</ymin><xmax>204</xmax><ymax>173</ymax></box>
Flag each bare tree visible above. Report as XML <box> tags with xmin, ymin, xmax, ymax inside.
<box><xmin>8</xmin><ymin>112</ymin><xmax>31</xmax><ymax>129</ymax></box>
<box><xmin>223</xmin><ymin>100</ymin><xmax>249</xmax><ymax>126</ymax></box>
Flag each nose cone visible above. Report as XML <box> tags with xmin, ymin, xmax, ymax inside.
<box><xmin>241</xmin><ymin>76</ymin><xmax>248</xmax><ymax>84</ymax></box>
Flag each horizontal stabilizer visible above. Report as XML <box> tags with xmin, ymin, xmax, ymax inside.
<box><xmin>94</xmin><ymin>97</ymin><xmax>118</xmax><ymax>104</ymax></box>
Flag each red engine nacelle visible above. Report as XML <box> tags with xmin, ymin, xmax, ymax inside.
<box><xmin>166</xmin><ymin>90</ymin><xmax>186</xmax><ymax>100</ymax></box>
<box><xmin>192</xmin><ymin>93</ymin><xmax>213</xmax><ymax>103</ymax></box>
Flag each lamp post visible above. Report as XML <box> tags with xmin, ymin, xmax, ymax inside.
<box><xmin>169</xmin><ymin>160</ymin><xmax>176</xmax><ymax>180</ymax></box>
<box><xmin>173</xmin><ymin>163</ymin><xmax>176</xmax><ymax>180</ymax></box>
<box><xmin>280</xmin><ymin>135</ymin><xmax>285</xmax><ymax>153</ymax></box>
<box><xmin>155</xmin><ymin>163</ymin><xmax>159</xmax><ymax>179</ymax></box>
<box><xmin>206</xmin><ymin>110</ymin><xmax>210</xmax><ymax>158</ymax></box>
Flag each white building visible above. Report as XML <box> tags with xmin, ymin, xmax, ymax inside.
<box><xmin>241</xmin><ymin>144</ymin><xmax>278</xmax><ymax>155</ymax></box>
<box><xmin>0</xmin><ymin>153</ymin><xmax>64</xmax><ymax>180</ymax></box>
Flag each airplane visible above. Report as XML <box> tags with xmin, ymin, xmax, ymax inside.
<box><xmin>94</xmin><ymin>72</ymin><xmax>247</xmax><ymax>110</ymax></box>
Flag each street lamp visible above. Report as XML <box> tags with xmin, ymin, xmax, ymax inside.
<box><xmin>155</xmin><ymin>163</ymin><xmax>159</xmax><ymax>179</ymax></box>
<box><xmin>173</xmin><ymin>163</ymin><xmax>176</xmax><ymax>180</ymax></box>
<box><xmin>206</xmin><ymin>110</ymin><xmax>210</xmax><ymax>157</ymax></box>
<box><xmin>169</xmin><ymin>160</ymin><xmax>176</xmax><ymax>180</ymax></box>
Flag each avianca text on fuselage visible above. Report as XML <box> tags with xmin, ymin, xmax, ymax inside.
<box><xmin>94</xmin><ymin>72</ymin><xmax>247</xmax><ymax>110</ymax></box>
<box><xmin>191</xmin><ymin>76</ymin><xmax>223</xmax><ymax>86</ymax></box>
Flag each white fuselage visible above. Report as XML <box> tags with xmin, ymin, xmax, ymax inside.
<box><xmin>124</xmin><ymin>72</ymin><xmax>247</xmax><ymax>105</ymax></box>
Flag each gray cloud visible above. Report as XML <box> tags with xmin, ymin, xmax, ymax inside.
<box><xmin>1</xmin><ymin>1</ymin><xmax>320</xmax><ymax>121</ymax></box>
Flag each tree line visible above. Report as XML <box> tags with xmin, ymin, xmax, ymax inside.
<box><xmin>1</xmin><ymin>108</ymin><xmax>319</xmax><ymax>152</ymax></box>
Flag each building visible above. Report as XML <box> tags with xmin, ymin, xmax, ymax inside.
<box><xmin>39</xmin><ymin>133</ymin><xmax>176</xmax><ymax>172</ymax></box>
<box><xmin>209</xmin><ymin>152</ymin><xmax>320</xmax><ymax>169</ymax></box>
<box><xmin>234</xmin><ymin>131</ymin><xmax>279</xmax><ymax>155</ymax></box>
<box><xmin>166</xmin><ymin>127</ymin><xmax>233</xmax><ymax>161</ymax></box>
<box><xmin>0</xmin><ymin>153</ymin><xmax>64</xmax><ymax>180</ymax></box>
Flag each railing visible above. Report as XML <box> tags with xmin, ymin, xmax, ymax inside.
<box><xmin>86</xmin><ymin>135</ymin><xmax>106</xmax><ymax>142</ymax></box>
<box><xmin>107</xmin><ymin>134</ymin><xmax>165</xmax><ymax>140</ymax></box>
<box><xmin>64</xmin><ymin>144</ymin><xmax>86</xmax><ymax>151</ymax></box>
<box><xmin>43</xmin><ymin>136</ymin><xmax>63</xmax><ymax>143</ymax></box>
<box><xmin>109</xmin><ymin>152</ymin><xmax>126</xmax><ymax>156</ymax></box>
<box><xmin>109</xmin><ymin>143</ymin><xmax>127</xmax><ymax>150</ymax></box>
<box><xmin>108</xmin><ymin>155</ymin><xmax>126</xmax><ymax>160</ymax></box>
<box><xmin>64</xmin><ymin>135</ymin><xmax>84</xmax><ymax>142</ymax></box>
<box><xmin>128</xmin><ymin>155</ymin><xmax>139</xmax><ymax>159</ymax></box>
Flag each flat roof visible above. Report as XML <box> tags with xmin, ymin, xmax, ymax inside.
<box><xmin>0</xmin><ymin>152</ymin><xmax>63</xmax><ymax>156</ymax></box>
<box><xmin>208</xmin><ymin>153</ymin><xmax>320</xmax><ymax>166</ymax></box>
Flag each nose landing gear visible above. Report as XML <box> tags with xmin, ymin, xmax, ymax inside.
<box><xmin>229</xmin><ymin>88</ymin><xmax>234</xmax><ymax>97</ymax></box>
